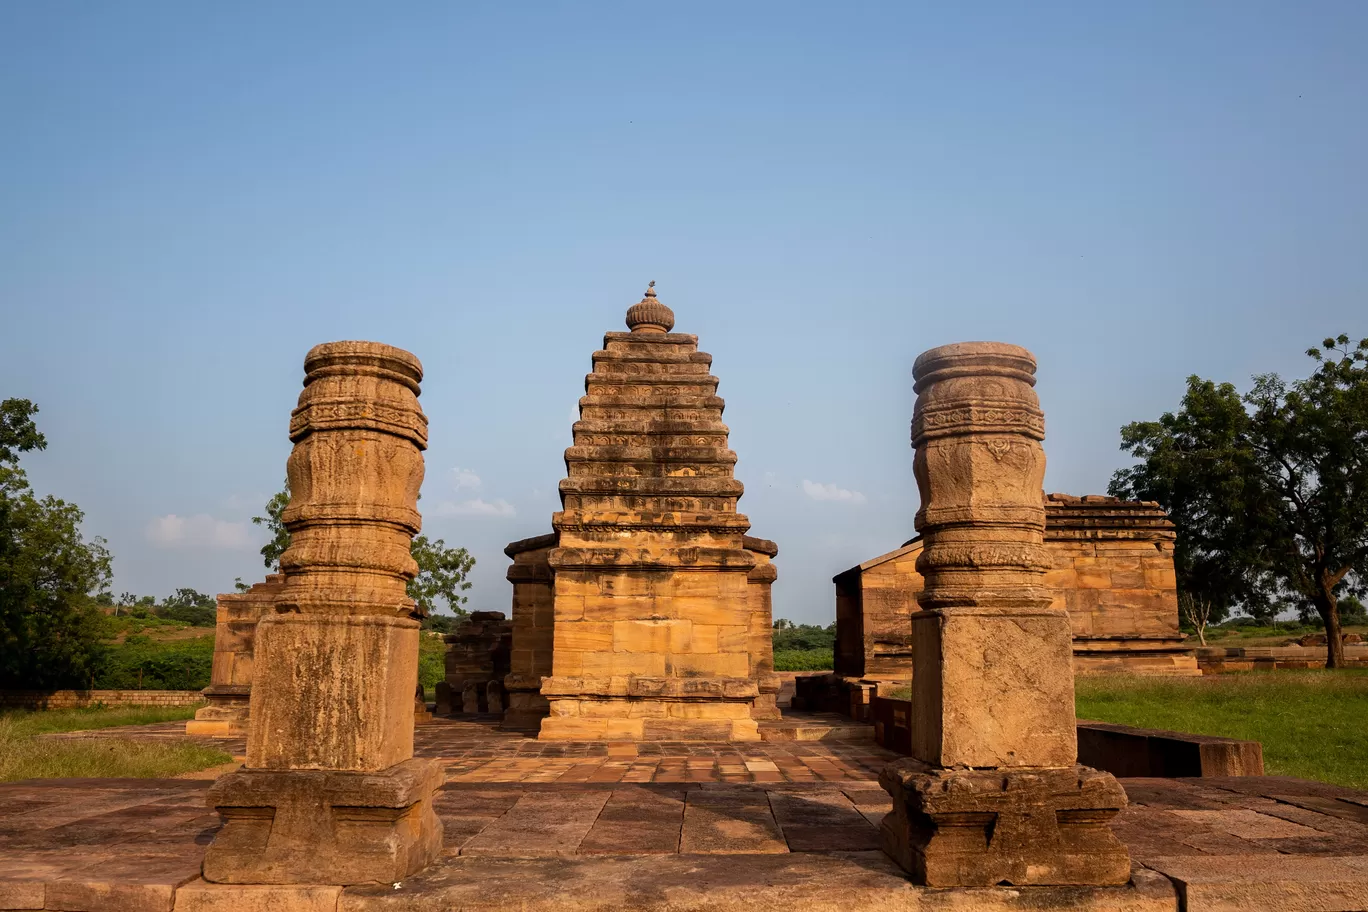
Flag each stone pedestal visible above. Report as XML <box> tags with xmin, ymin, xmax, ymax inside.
<box><xmin>880</xmin><ymin>342</ymin><xmax>1129</xmax><ymax>887</ymax></box>
<box><xmin>203</xmin><ymin>341</ymin><xmax>442</xmax><ymax>886</ymax></box>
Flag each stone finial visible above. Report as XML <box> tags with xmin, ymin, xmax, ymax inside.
<box><xmin>625</xmin><ymin>280</ymin><xmax>675</xmax><ymax>333</ymax></box>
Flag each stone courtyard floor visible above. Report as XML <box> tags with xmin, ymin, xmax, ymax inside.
<box><xmin>3</xmin><ymin>716</ymin><xmax>1368</xmax><ymax>910</ymax></box>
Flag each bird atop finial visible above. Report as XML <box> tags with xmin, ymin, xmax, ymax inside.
<box><xmin>625</xmin><ymin>280</ymin><xmax>674</xmax><ymax>333</ymax></box>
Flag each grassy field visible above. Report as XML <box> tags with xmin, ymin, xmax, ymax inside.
<box><xmin>1076</xmin><ymin>671</ymin><xmax>1368</xmax><ymax>789</ymax></box>
<box><xmin>0</xmin><ymin>705</ymin><xmax>231</xmax><ymax>783</ymax></box>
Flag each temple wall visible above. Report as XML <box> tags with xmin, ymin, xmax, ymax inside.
<box><xmin>539</xmin><ymin>565</ymin><xmax>761</xmax><ymax>741</ymax></box>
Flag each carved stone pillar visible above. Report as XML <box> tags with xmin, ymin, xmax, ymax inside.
<box><xmin>203</xmin><ymin>342</ymin><xmax>443</xmax><ymax>885</ymax></box>
<box><xmin>879</xmin><ymin>342</ymin><xmax>1129</xmax><ymax>886</ymax></box>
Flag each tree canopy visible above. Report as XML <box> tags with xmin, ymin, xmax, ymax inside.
<box><xmin>1110</xmin><ymin>336</ymin><xmax>1368</xmax><ymax>667</ymax></box>
<box><xmin>0</xmin><ymin>399</ymin><xmax>113</xmax><ymax>688</ymax></box>
<box><xmin>253</xmin><ymin>481</ymin><xmax>475</xmax><ymax>616</ymax></box>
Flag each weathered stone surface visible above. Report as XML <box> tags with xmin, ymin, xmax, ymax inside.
<box><xmin>1142</xmin><ymin>853</ymin><xmax>1368</xmax><ymax>912</ymax></box>
<box><xmin>204</xmin><ymin>761</ymin><xmax>443</xmax><ymax>885</ymax></box>
<box><xmin>881</xmin><ymin>341</ymin><xmax>1130</xmax><ymax>886</ymax></box>
<box><xmin>509</xmin><ymin>286</ymin><xmax>778</xmax><ymax>741</ymax></box>
<box><xmin>203</xmin><ymin>341</ymin><xmax>443</xmax><ymax>885</ymax></box>
<box><xmin>881</xmin><ymin>760</ymin><xmax>1130</xmax><ymax>887</ymax></box>
<box><xmin>336</xmin><ymin>854</ymin><xmax>1178</xmax><ymax>912</ymax></box>
<box><xmin>173</xmin><ymin>881</ymin><xmax>344</xmax><ymax>912</ymax></box>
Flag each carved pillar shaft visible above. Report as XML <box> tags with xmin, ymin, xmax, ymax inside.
<box><xmin>880</xmin><ymin>342</ymin><xmax>1129</xmax><ymax>887</ymax></box>
<box><xmin>205</xmin><ymin>342</ymin><xmax>443</xmax><ymax>886</ymax></box>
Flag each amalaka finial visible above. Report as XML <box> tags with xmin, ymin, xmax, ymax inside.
<box><xmin>625</xmin><ymin>280</ymin><xmax>674</xmax><ymax>333</ymax></box>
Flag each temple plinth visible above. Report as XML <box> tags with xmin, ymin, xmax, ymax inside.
<box><xmin>525</xmin><ymin>284</ymin><xmax>779</xmax><ymax>741</ymax></box>
<box><xmin>203</xmin><ymin>342</ymin><xmax>443</xmax><ymax>885</ymax></box>
<box><xmin>879</xmin><ymin>342</ymin><xmax>1130</xmax><ymax>887</ymax></box>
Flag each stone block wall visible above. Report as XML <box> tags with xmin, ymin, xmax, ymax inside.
<box><xmin>0</xmin><ymin>690</ymin><xmax>205</xmax><ymax>710</ymax></box>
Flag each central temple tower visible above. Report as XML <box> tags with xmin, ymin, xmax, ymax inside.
<box><xmin>515</xmin><ymin>283</ymin><xmax>779</xmax><ymax>740</ymax></box>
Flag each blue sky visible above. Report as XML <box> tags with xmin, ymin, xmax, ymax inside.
<box><xmin>2</xmin><ymin>2</ymin><xmax>1364</xmax><ymax>624</ymax></box>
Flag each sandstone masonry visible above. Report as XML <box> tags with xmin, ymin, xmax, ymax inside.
<box><xmin>509</xmin><ymin>285</ymin><xmax>780</xmax><ymax>741</ymax></box>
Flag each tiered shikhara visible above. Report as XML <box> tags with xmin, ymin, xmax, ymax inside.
<box><xmin>504</xmin><ymin>284</ymin><xmax>780</xmax><ymax>740</ymax></box>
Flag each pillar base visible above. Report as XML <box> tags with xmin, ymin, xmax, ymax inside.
<box><xmin>186</xmin><ymin>686</ymin><xmax>251</xmax><ymax>737</ymax></box>
<box><xmin>203</xmin><ymin>758</ymin><xmax>443</xmax><ymax>885</ymax></box>
<box><xmin>879</xmin><ymin>759</ymin><xmax>1130</xmax><ymax>887</ymax></box>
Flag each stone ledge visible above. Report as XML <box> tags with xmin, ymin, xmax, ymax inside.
<box><xmin>335</xmin><ymin>854</ymin><xmax>1177</xmax><ymax>912</ymax></box>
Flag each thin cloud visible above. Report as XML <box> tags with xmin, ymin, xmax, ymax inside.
<box><xmin>433</xmin><ymin>498</ymin><xmax>517</xmax><ymax>518</ymax></box>
<box><xmin>450</xmin><ymin>467</ymin><xmax>483</xmax><ymax>492</ymax></box>
<box><xmin>801</xmin><ymin>479</ymin><xmax>867</xmax><ymax>505</ymax></box>
<box><xmin>146</xmin><ymin>514</ymin><xmax>253</xmax><ymax>549</ymax></box>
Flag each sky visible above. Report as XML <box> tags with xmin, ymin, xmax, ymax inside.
<box><xmin>1</xmin><ymin>2</ymin><xmax>1365</xmax><ymax>624</ymax></box>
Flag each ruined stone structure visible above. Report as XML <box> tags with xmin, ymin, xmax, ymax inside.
<box><xmin>831</xmin><ymin>496</ymin><xmax>1196</xmax><ymax>690</ymax></box>
<box><xmin>1045</xmin><ymin>494</ymin><xmax>1195</xmax><ymax>674</ymax></box>
<box><xmin>879</xmin><ymin>341</ymin><xmax>1130</xmax><ymax>886</ymax></box>
<box><xmin>436</xmin><ymin>610</ymin><xmax>512</xmax><ymax>715</ymax></box>
<box><xmin>203</xmin><ymin>341</ymin><xmax>443</xmax><ymax>885</ymax></box>
<box><xmin>185</xmin><ymin>574</ymin><xmax>285</xmax><ymax>737</ymax></box>
<box><xmin>507</xmin><ymin>284</ymin><xmax>780</xmax><ymax>741</ymax></box>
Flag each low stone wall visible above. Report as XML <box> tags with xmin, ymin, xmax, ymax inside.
<box><xmin>0</xmin><ymin>690</ymin><xmax>204</xmax><ymax>711</ymax></box>
<box><xmin>870</xmin><ymin>696</ymin><xmax>1264</xmax><ymax>778</ymax></box>
<box><xmin>1197</xmin><ymin>644</ymin><xmax>1368</xmax><ymax>672</ymax></box>
<box><xmin>1077</xmin><ymin>720</ymin><xmax>1263</xmax><ymax>777</ymax></box>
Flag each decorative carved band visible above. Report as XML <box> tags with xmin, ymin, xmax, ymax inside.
<box><xmin>912</xmin><ymin>402</ymin><xmax>1045</xmax><ymax>443</ymax></box>
<box><xmin>290</xmin><ymin>400</ymin><xmax>428</xmax><ymax>447</ymax></box>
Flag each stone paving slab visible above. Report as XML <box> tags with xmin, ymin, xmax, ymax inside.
<box><xmin>7</xmin><ymin>730</ymin><xmax>1368</xmax><ymax>910</ymax></box>
<box><xmin>1143</xmin><ymin>854</ymin><xmax>1368</xmax><ymax>912</ymax></box>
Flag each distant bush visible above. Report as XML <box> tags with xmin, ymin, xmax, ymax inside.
<box><xmin>417</xmin><ymin>635</ymin><xmax>445</xmax><ymax>694</ymax></box>
<box><xmin>772</xmin><ymin>621</ymin><xmax>835</xmax><ymax>652</ymax></box>
<box><xmin>94</xmin><ymin>636</ymin><xmax>213</xmax><ymax>690</ymax></box>
<box><xmin>773</xmin><ymin>648</ymin><xmax>833</xmax><ymax>671</ymax></box>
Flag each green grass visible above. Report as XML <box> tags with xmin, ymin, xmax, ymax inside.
<box><xmin>773</xmin><ymin>648</ymin><xmax>833</xmax><ymax>671</ymax></box>
<box><xmin>1077</xmin><ymin>672</ymin><xmax>1368</xmax><ymax>789</ymax></box>
<box><xmin>0</xmin><ymin>704</ymin><xmax>231</xmax><ymax>783</ymax></box>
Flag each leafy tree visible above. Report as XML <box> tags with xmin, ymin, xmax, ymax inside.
<box><xmin>1110</xmin><ymin>336</ymin><xmax>1368</xmax><ymax>667</ymax></box>
<box><xmin>251</xmin><ymin>483</ymin><xmax>291</xmax><ymax>571</ymax></box>
<box><xmin>409</xmin><ymin>533</ymin><xmax>475</xmax><ymax>616</ymax></box>
<box><xmin>254</xmin><ymin>483</ymin><xmax>475</xmax><ymax>617</ymax></box>
<box><xmin>157</xmin><ymin>588</ymin><xmax>216</xmax><ymax>626</ymax></box>
<box><xmin>0</xmin><ymin>399</ymin><xmax>113</xmax><ymax>688</ymax></box>
<box><xmin>771</xmin><ymin>621</ymin><xmax>836</xmax><ymax>652</ymax></box>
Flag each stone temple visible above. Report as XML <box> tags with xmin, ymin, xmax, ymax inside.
<box><xmin>831</xmin><ymin>494</ymin><xmax>1197</xmax><ymax>687</ymax></box>
<box><xmin>502</xmin><ymin>283</ymin><xmax>780</xmax><ymax>741</ymax></box>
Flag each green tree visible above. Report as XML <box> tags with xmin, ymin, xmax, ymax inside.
<box><xmin>0</xmin><ymin>399</ymin><xmax>113</xmax><ymax>688</ymax></box>
<box><xmin>408</xmin><ymin>534</ymin><xmax>475</xmax><ymax>616</ymax></box>
<box><xmin>253</xmin><ymin>483</ymin><xmax>475</xmax><ymax>617</ymax></box>
<box><xmin>1110</xmin><ymin>336</ymin><xmax>1368</xmax><ymax>667</ymax></box>
<box><xmin>251</xmin><ymin>483</ymin><xmax>291</xmax><ymax>571</ymax></box>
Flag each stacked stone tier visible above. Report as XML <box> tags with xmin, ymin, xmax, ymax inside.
<box><xmin>536</xmin><ymin>316</ymin><xmax>772</xmax><ymax>740</ymax></box>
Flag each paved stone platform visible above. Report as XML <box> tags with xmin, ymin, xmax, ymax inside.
<box><xmin>7</xmin><ymin>718</ymin><xmax>1368</xmax><ymax>910</ymax></box>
